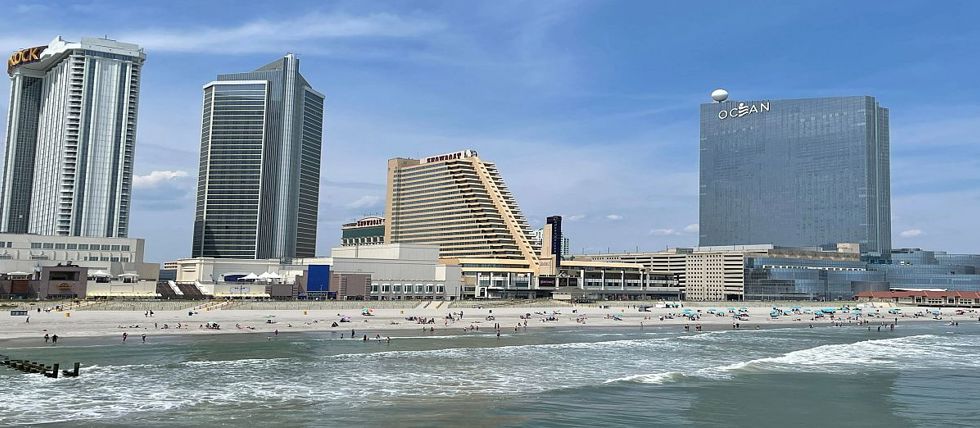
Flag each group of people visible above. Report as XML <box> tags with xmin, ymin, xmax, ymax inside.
<box><xmin>407</xmin><ymin>316</ymin><xmax>436</xmax><ymax>325</ymax></box>
<box><xmin>121</xmin><ymin>332</ymin><xmax>147</xmax><ymax>343</ymax></box>
<box><xmin>42</xmin><ymin>333</ymin><xmax>59</xmax><ymax>344</ymax></box>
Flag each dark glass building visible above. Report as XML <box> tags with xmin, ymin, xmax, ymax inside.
<box><xmin>191</xmin><ymin>54</ymin><xmax>324</xmax><ymax>259</ymax></box>
<box><xmin>699</xmin><ymin>96</ymin><xmax>891</xmax><ymax>257</ymax></box>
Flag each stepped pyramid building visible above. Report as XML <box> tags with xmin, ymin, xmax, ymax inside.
<box><xmin>384</xmin><ymin>150</ymin><xmax>539</xmax><ymax>262</ymax></box>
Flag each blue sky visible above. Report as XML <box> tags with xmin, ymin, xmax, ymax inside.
<box><xmin>2</xmin><ymin>0</ymin><xmax>979</xmax><ymax>262</ymax></box>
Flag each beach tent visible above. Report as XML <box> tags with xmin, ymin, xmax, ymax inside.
<box><xmin>90</xmin><ymin>270</ymin><xmax>111</xmax><ymax>277</ymax></box>
<box><xmin>242</xmin><ymin>273</ymin><xmax>259</xmax><ymax>280</ymax></box>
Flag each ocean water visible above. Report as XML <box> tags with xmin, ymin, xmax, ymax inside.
<box><xmin>1</xmin><ymin>323</ymin><xmax>979</xmax><ymax>427</ymax></box>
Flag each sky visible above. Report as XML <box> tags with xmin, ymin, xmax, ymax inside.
<box><xmin>1</xmin><ymin>0</ymin><xmax>979</xmax><ymax>263</ymax></box>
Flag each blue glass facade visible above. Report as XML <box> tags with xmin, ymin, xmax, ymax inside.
<box><xmin>744</xmin><ymin>256</ymin><xmax>886</xmax><ymax>301</ymax></box>
<box><xmin>874</xmin><ymin>249</ymin><xmax>980</xmax><ymax>291</ymax></box>
<box><xmin>699</xmin><ymin>96</ymin><xmax>891</xmax><ymax>257</ymax></box>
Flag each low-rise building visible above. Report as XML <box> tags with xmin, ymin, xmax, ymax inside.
<box><xmin>171</xmin><ymin>243</ymin><xmax>461</xmax><ymax>300</ymax></box>
<box><xmin>0</xmin><ymin>233</ymin><xmax>158</xmax><ymax>280</ymax></box>
<box><xmin>856</xmin><ymin>290</ymin><xmax>980</xmax><ymax>308</ymax></box>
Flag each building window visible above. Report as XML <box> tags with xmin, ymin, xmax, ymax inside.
<box><xmin>100</xmin><ymin>257</ymin><xmax>109</xmax><ymax>261</ymax></box>
<box><xmin>121</xmin><ymin>257</ymin><xmax>129</xmax><ymax>262</ymax></box>
<box><xmin>101</xmin><ymin>245</ymin><xmax>111</xmax><ymax>251</ymax></box>
<box><xmin>110</xmin><ymin>257</ymin><xmax>120</xmax><ymax>262</ymax></box>
<box><xmin>110</xmin><ymin>245</ymin><xmax>120</xmax><ymax>251</ymax></box>
<box><xmin>55</xmin><ymin>243</ymin><xmax>66</xmax><ymax>249</ymax></box>
<box><xmin>42</xmin><ymin>243</ymin><xmax>54</xmax><ymax>249</ymax></box>
<box><xmin>121</xmin><ymin>245</ymin><xmax>130</xmax><ymax>251</ymax></box>
<box><xmin>78</xmin><ymin>244</ymin><xmax>89</xmax><ymax>250</ymax></box>
<box><xmin>67</xmin><ymin>243</ymin><xmax>77</xmax><ymax>250</ymax></box>
<box><xmin>31</xmin><ymin>243</ymin><xmax>42</xmax><ymax>249</ymax></box>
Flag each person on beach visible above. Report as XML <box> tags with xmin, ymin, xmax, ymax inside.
<box><xmin>363</xmin><ymin>335</ymin><xmax>368</xmax><ymax>341</ymax></box>
<box><xmin>142</xmin><ymin>334</ymin><xmax>146</xmax><ymax>343</ymax></box>
<box><xmin>123</xmin><ymin>332</ymin><xmax>128</xmax><ymax>342</ymax></box>
<box><xmin>274</xmin><ymin>329</ymin><xmax>279</xmax><ymax>336</ymax></box>
<box><xmin>44</xmin><ymin>333</ymin><xmax>49</xmax><ymax>343</ymax></box>
<box><xmin>51</xmin><ymin>334</ymin><xmax>58</xmax><ymax>344</ymax></box>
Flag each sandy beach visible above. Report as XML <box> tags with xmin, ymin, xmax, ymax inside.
<box><xmin>1</xmin><ymin>300</ymin><xmax>972</xmax><ymax>342</ymax></box>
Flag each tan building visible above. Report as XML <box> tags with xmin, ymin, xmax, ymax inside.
<box><xmin>580</xmin><ymin>248</ymin><xmax>692</xmax><ymax>293</ymax></box>
<box><xmin>382</xmin><ymin>150</ymin><xmax>675</xmax><ymax>300</ymax></box>
<box><xmin>384</xmin><ymin>150</ymin><xmax>539</xmax><ymax>262</ymax></box>
<box><xmin>684</xmin><ymin>250</ymin><xmax>748</xmax><ymax>301</ymax></box>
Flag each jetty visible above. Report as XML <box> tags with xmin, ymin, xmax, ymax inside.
<box><xmin>0</xmin><ymin>354</ymin><xmax>80</xmax><ymax>378</ymax></box>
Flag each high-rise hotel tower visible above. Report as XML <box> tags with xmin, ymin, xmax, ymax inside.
<box><xmin>1</xmin><ymin>37</ymin><xmax>145</xmax><ymax>237</ymax></box>
<box><xmin>384</xmin><ymin>150</ymin><xmax>539</xmax><ymax>263</ymax></box>
<box><xmin>699</xmin><ymin>95</ymin><xmax>891</xmax><ymax>257</ymax></box>
<box><xmin>191</xmin><ymin>54</ymin><xmax>324</xmax><ymax>260</ymax></box>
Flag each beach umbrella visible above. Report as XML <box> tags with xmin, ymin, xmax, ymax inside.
<box><xmin>242</xmin><ymin>273</ymin><xmax>259</xmax><ymax>280</ymax></box>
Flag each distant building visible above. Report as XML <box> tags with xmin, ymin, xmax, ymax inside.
<box><xmin>384</xmin><ymin>150</ymin><xmax>539</xmax><ymax>261</ymax></box>
<box><xmin>532</xmin><ymin>226</ymin><xmax>570</xmax><ymax>257</ymax></box>
<box><xmin>341</xmin><ymin>216</ymin><xmax>385</xmax><ymax>246</ymax></box>
<box><xmin>580</xmin><ymin>248</ymin><xmax>692</xmax><ymax>293</ymax></box>
<box><xmin>1</xmin><ymin>37</ymin><xmax>145</xmax><ymax>237</ymax></box>
<box><xmin>172</xmin><ymin>244</ymin><xmax>461</xmax><ymax>300</ymax></box>
<box><xmin>872</xmin><ymin>248</ymin><xmax>980</xmax><ymax>291</ymax></box>
<box><xmin>684</xmin><ymin>244</ymin><xmax>884</xmax><ymax>301</ymax></box>
<box><xmin>699</xmin><ymin>96</ymin><xmax>891</xmax><ymax>257</ymax></box>
<box><xmin>191</xmin><ymin>54</ymin><xmax>324</xmax><ymax>260</ymax></box>
<box><xmin>0</xmin><ymin>232</ymin><xmax>157</xmax><ymax>279</ymax></box>
<box><xmin>856</xmin><ymin>290</ymin><xmax>980</xmax><ymax>308</ymax></box>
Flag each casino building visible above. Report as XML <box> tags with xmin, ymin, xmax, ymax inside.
<box><xmin>384</xmin><ymin>150</ymin><xmax>678</xmax><ymax>299</ymax></box>
<box><xmin>699</xmin><ymin>95</ymin><xmax>892</xmax><ymax>258</ymax></box>
<box><xmin>1</xmin><ymin>37</ymin><xmax>145</xmax><ymax>237</ymax></box>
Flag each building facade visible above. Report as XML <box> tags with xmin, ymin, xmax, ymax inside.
<box><xmin>699</xmin><ymin>96</ymin><xmax>891</xmax><ymax>257</ymax></box>
<box><xmin>191</xmin><ymin>54</ymin><xmax>324</xmax><ymax>260</ymax></box>
<box><xmin>872</xmin><ymin>248</ymin><xmax>980</xmax><ymax>291</ymax></box>
<box><xmin>384</xmin><ymin>150</ymin><xmax>539</xmax><ymax>262</ymax></box>
<box><xmin>341</xmin><ymin>216</ymin><xmax>385</xmax><ymax>246</ymax></box>
<box><xmin>0</xmin><ymin>232</ymin><xmax>158</xmax><ymax>279</ymax></box>
<box><xmin>1</xmin><ymin>37</ymin><xmax>145</xmax><ymax>237</ymax></box>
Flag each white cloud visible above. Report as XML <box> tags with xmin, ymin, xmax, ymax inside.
<box><xmin>650</xmin><ymin>228</ymin><xmax>680</xmax><ymax>236</ymax></box>
<box><xmin>683</xmin><ymin>223</ymin><xmax>699</xmax><ymax>233</ymax></box>
<box><xmin>120</xmin><ymin>12</ymin><xmax>443</xmax><ymax>54</ymax></box>
<box><xmin>133</xmin><ymin>170</ymin><xmax>189</xmax><ymax>188</ymax></box>
<box><xmin>606</xmin><ymin>214</ymin><xmax>623</xmax><ymax>221</ymax></box>
<box><xmin>566</xmin><ymin>214</ymin><xmax>586</xmax><ymax>221</ymax></box>
<box><xmin>346</xmin><ymin>195</ymin><xmax>383</xmax><ymax>210</ymax></box>
<box><xmin>899</xmin><ymin>229</ymin><xmax>924</xmax><ymax>238</ymax></box>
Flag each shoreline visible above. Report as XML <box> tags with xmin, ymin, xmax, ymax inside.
<box><xmin>1</xmin><ymin>303</ymin><xmax>969</xmax><ymax>343</ymax></box>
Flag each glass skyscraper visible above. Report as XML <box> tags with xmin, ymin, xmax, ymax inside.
<box><xmin>191</xmin><ymin>54</ymin><xmax>324</xmax><ymax>260</ymax></box>
<box><xmin>699</xmin><ymin>96</ymin><xmax>891</xmax><ymax>257</ymax></box>
<box><xmin>1</xmin><ymin>37</ymin><xmax>144</xmax><ymax>237</ymax></box>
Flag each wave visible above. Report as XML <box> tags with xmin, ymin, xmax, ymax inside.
<box><xmin>606</xmin><ymin>371</ymin><xmax>689</xmax><ymax>385</ymax></box>
<box><xmin>606</xmin><ymin>333</ymin><xmax>979</xmax><ymax>385</ymax></box>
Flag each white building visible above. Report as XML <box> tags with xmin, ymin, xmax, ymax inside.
<box><xmin>0</xmin><ymin>232</ymin><xmax>158</xmax><ymax>279</ymax></box>
<box><xmin>173</xmin><ymin>244</ymin><xmax>460</xmax><ymax>300</ymax></box>
<box><xmin>2</xmin><ymin>37</ymin><xmax>145</xmax><ymax>237</ymax></box>
<box><xmin>331</xmin><ymin>244</ymin><xmax>461</xmax><ymax>300</ymax></box>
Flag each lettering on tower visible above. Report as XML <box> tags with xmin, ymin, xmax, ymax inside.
<box><xmin>7</xmin><ymin>46</ymin><xmax>46</xmax><ymax>75</ymax></box>
<box><xmin>717</xmin><ymin>101</ymin><xmax>770</xmax><ymax>120</ymax></box>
